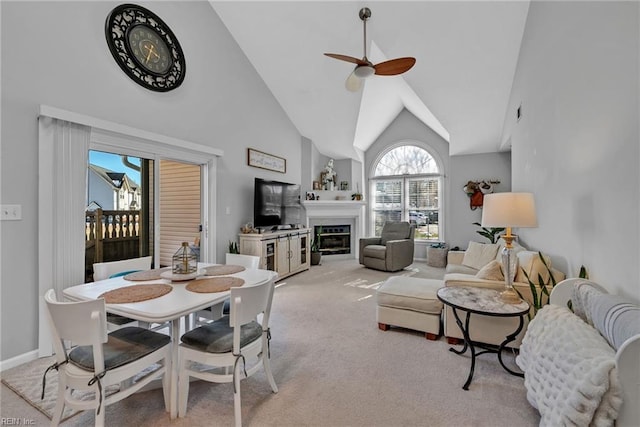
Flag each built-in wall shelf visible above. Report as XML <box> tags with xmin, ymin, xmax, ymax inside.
<box><xmin>304</xmin><ymin>190</ymin><xmax>361</xmax><ymax>201</ymax></box>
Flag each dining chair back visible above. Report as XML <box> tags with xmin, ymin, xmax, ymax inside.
<box><xmin>178</xmin><ymin>278</ymin><xmax>278</xmax><ymax>427</ymax></box>
<box><xmin>93</xmin><ymin>256</ymin><xmax>153</xmax><ymax>281</ymax></box>
<box><xmin>225</xmin><ymin>253</ymin><xmax>260</xmax><ymax>268</ymax></box>
<box><xmin>194</xmin><ymin>254</ymin><xmax>262</xmax><ymax>326</ymax></box>
<box><xmin>44</xmin><ymin>289</ymin><xmax>171</xmax><ymax>427</ymax></box>
<box><xmin>92</xmin><ymin>256</ymin><xmax>154</xmax><ymax>331</ymax></box>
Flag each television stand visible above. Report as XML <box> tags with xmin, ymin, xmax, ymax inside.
<box><xmin>239</xmin><ymin>228</ymin><xmax>310</xmax><ymax>280</ymax></box>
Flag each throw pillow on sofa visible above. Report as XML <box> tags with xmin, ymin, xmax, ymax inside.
<box><xmin>475</xmin><ymin>259</ymin><xmax>505</xmax><ymax>281</ymax></box>
<box><xmin>515</xmin><ymin>251</ymin><xmax>552</xmax><ymax>284</ymax></box>
<box><xmin>462</xmin><ymin>241</ymin><xmax>500</xmax><ymax>270</ymax></box>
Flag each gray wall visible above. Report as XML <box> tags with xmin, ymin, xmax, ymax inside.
<box><xmin>502</xmin><ymin>1</ymin><xmax>639</xmax><ymax>300</ymax></box>
<box><xmin>448</xmin><ymin>153</ymin><xmax>512</xmax><ymax>249</ymax></box>
<box><xmin>0</xmin><ymin>1</ymin><xmax>301</xmax><ymax>360</ymax></box>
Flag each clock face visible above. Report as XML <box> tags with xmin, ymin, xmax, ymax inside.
<box><xmin>127</xmin><ymin>24</ymin><xmax>173</xmax><ymax>75</ymax></box>
<box><xmin>105</xmin><ymin>4</ymin><xmax>185</xmax><ymax>92</ymax></box>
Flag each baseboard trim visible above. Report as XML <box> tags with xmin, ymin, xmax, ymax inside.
<box><xmin>0</xmin><ymin>349</ymin><xmax>39</xmax><ymax>373</ymax></box>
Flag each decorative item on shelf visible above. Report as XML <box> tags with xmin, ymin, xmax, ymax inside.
<box><xmin>481</xmin><ymin>192</ymin><xmax>537</xmax><ymax>304</ymax></box>
<box><xmin>313</xmin><ymin>180</ymin><xmax>321</xmax><ymax>190</ymax></box>
<box><xmin>172</xmin><ymin>242</ymin><xmax>198</xmax><ymax>275</ymax></box>
<box><xmin>306</xmin><ymin>191</ymin><xmax>318</xmax><ymax>200</ymax></box>
<box><xmin>463</xmin><ymin>179</ymin><xmax>500</xmax><ymax>210</ymax></box>
<box><xmin>240</xmin><ymin>223</ymin><xmax>255</xmax><ymax>234</ymax></box>
<box><xmin>351</xmin><ymin>183</ymin><xmax>362</xmax><ymax>201</ymax></box>
<box><xmin>321</xmin><ymin>159</ymin><xmax>337</xmax><ymax>190</ymax></box>
<box><xmin>340</xmin><ymin>181</ymin><xmax>349</xmax><ymax>191</ymax></box>
<box><xmin>228</xmin><ymin>240</ymin><xmax>239</xmax><ymax>254</ymax></box>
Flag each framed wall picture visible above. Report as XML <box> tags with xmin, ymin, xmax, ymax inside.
<box><xmin>247</xmin><ymin>148</ymin><xmax>286</xmax><ymax>173</ymax></box>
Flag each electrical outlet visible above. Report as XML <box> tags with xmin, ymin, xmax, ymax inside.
<box><xmin>1</xmin><ymin>204</ymin><xmax>22</xmax><ymax>220</ymax></box>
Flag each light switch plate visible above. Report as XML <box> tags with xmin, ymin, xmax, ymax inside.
<box><xmin>1</xmin><ymin>204</ymin><xmax>22</xmax><ymax>220</ymax></box>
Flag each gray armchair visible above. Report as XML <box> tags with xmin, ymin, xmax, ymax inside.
<box><xmin>359</xmin><ymin>221</ymin><xmax>415</xmax><ymax>272</ymax></box>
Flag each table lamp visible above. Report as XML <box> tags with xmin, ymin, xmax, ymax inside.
<box><xmin>481</xmin><ymin>192</ymin><xmax>537</xmax><ymax>304</ymax></box>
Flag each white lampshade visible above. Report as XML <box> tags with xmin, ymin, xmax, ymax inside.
<box><xmin>345</xmin><ymin>71</ymin><xmax>362</xmax><ymax>92</ymax></box>
<box><xmin>481</xmin><ymin>192</ymin><xmax>538</xmax><ymax>228</ymax></box>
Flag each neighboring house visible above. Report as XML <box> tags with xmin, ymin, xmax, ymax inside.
<box><xmin>88</xmin><ymin>164</ymin><xmax>140</xmax><ymax>211</ymax></box>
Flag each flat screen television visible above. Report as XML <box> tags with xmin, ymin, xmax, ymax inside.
<box><xmin>254</xmin><ymin>178</ymin><xmax>302</xmax><ymax>229</ymax></box>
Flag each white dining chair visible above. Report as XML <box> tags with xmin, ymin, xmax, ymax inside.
<box><xmin>93</xmin><ymin>256</ymin><xmax>154</xmax><ymax>331</ymax></box>
<box><xmin>92</xmin><ymin>256</ymin><xmax>153</xmax><ymax>281</ymax></box>
<box><xmin>224</xmin><ymin>253</ymin><xmax>260</xmax><ymax>269</ymax></box>
<box><xmin>193</xmin><ymin>253</ymin><xmax>261</xmax><ymax>326</ymax></box>
<box><xmin>44</xmin><ymin>289</ymin><xmax>171</xmax><ymax>427</ymax></box>
<box><xmin>178</xmin><ymin>279</ymin><xmax>278</xmax><ymax>427</ymax></box>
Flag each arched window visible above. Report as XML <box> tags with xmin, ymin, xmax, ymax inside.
<box><xmin>370</xmin><ymin>145</ymin><xmax>442</xmax><ymax>240</ymax></box>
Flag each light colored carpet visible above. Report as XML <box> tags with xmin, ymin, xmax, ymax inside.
<box><xmin>1</xmin><ymin>259</ymin><xmax>540</xmax><ymax>426</ymax></box>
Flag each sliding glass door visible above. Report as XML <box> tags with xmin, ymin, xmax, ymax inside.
<box><xmin>86</xmin><ymin>151</ymin><xmax>204</xmax><ymax>280</ymax></box>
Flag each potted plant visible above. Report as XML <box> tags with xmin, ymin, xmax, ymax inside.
<box><xmin>311</xmin><ymin>227</ymin><xmax>322</xmax><ymax>265</ymax></box>
<box><xmin>472</xmin><ymin>222</ymin><xmax>505</xmax><ymax>244</ymax></box>
<box><xmin>228</xmin><ymin>240</ymin><xmax>239</xmax><ymax>254</ymax></box>
<box><xmin>516</xmin><ymin>253</ymin><xmax>588</xmax><ymax>318</ymax></box>
<box><xmin>351</xmin><ymin>183</ymin><xmax>363</xmax><ymax>201</ymax></box>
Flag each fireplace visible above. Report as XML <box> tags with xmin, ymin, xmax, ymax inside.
<box><xmin>315</xmin><ymin>225</ymin><xmax>350</xmax><ymax>255</ymax></box>
<box><xmin>302</xmin><ymin>199</ymin><xmax>366</xmax><ymax>259</ymax></box>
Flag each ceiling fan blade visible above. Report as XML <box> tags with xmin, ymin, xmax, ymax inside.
<box><xmin>373</xmin><ymin>57</ymin><xmax>416</xmax><ymax>76</ymax></box>
<box><xmin>325</xmin><ymin>53</ymin><xmax>368</xmax><ymax>66</ymax></box>
<box><xmin>345</xmin><ymin>71</ymin><xmax>362</xmax><ymax>92</ymax></box>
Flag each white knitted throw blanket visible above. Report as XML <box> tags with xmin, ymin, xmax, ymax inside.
<box><xmin>516</xmin><ymin>305</ymin><xmax>622</xmax><ymax>427</ymax></box>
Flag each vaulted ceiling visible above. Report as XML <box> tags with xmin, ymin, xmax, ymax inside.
<box><xmin>210</xmin><ymin>1</ymin><xmax>530</xmax><ymax>161</ymax></box>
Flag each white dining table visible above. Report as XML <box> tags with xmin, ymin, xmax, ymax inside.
<box><xmin>62</xmin><ymin>264</ymin><xmax>278</xmax><ymax>419</ymax></box>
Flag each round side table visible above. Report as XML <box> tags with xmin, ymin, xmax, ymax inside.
<box><xmin>437</xmin><ymin>286</ymin><xmax>530</xmax><ymax>390</ymax></box>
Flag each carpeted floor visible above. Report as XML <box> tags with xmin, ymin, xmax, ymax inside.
<box><xmin>1</xmin><ymin>259</ymin><xmax>540</xmax><ymax>426</ymax></box>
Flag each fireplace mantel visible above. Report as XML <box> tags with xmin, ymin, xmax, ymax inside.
<box><xmin>302</xmin><ymin>200</ymin><xmax>366</xmax><ymax>259</ymax></box>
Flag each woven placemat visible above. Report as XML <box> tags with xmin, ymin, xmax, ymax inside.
<box><xmin>186</xmin><ymin>277</ymin><xmax>245</xmax><ymax>293</ymax></box>
<box><xmin>99</xmin><ymin>284</ymin><xmax>173</xmax><ymax>303</ymax></box>
<box><xmin>202</xmin><ymin>264</ymin><xmax>245</xmax><ymax>276</ymax></box>
<box><xmin>123</xmin><ymin>267</ymin><xmax>171</xmax><ymax>281</ymax></box>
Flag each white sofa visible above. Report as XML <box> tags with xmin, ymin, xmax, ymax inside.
<box><xmin>516</xmin><ymin>278</ymin><xmax>640</xmax><ymax>426</ymax></box>
<box><xmin>443</xmin><ymin>241</ymin><xmax>565</xmax><ymax>347</ymax></box>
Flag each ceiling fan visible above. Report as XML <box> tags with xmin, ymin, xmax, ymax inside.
<box><xmin>325</xmin><ymin>7</ymin><xmax>416</xmax><ymax>92</ymax></box>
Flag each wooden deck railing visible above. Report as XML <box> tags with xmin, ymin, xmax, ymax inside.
<box><xmin>85</xmin><ymin>209</ymin><xmax>142</xmax><ymax>280</ymax></box>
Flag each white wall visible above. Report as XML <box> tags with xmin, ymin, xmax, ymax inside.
<box><xmin>502</xmin><ymin>1</ymin><xmax>639</xmax><ymax>300</ymax></box>
<box><xmin>0</xmin><ymin>1</ymin><xmax>302</xmax><ymax>360</ymax></box>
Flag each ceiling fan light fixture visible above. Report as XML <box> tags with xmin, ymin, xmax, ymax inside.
<box><xmin>345</xmin><ymin>71</ymin><xmax>362</xmax><ymax>92</ymax></box>
<box><xmin>353</xmin><ymin>65</ymin><xmax>375</xmax><ymax>78</ymax></box>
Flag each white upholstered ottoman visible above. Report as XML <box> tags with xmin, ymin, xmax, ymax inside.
<box><xmin>376</xmin><ymin>276</ymin><xmax>444</xmax><ymax>340</ymax></box>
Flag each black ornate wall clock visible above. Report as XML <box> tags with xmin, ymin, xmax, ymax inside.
<box><xmin>105</xmin><ymin>4</ymin><xmax>186</xmax><ymax>92</ymax></box>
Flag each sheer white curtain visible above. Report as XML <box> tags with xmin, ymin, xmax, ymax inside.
<box><xmin>38</xmin><ymin>116</ymin><xmax>89</xmax><ymax>356</ymax></box>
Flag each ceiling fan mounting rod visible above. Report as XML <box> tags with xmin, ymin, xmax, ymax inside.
<box><xmin>359</xmin><ymin>7</ymin><xmax>371</xmax><ymax>61</ymax></box>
